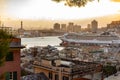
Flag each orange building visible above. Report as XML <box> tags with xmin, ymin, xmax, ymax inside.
<box><xmin>0</xmin><ymin>38</ymin><xmax>24</xmax><ymax>80</ymax></box>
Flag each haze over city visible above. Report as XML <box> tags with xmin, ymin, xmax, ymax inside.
<box><xmin>0</xmin><ymin>0</ymin><xmax>120</xmax><ymax>29</ymax></box>
<box><xmin>1</xmin><ymin>1</ymin><xmax>120</xmax><ymax>80</ymax></box>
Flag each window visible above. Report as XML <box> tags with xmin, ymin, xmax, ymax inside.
<box><xmin>63</xmin><ymin>76</ymin><xmax>69</xmax><ymax>80</ymax></box>
<box><xmin>13</xmin><ymin>72</ymin><xmax>17</xmax><ymax>80</ymax></box>
<box><xmin>55</xmin><ymin>74</ymin><xmax>59</xmax><ymax>80</ymax></box>
<box><xmin>6</xmin><ymin>52</ymin><xmax>13</xmax><ymax>61</ymax></box>
<box><xmin>9</xmin><ymin>72</ymin><xmax>13</xmax><ymax>80</ymax></box>
<box><xmin>5</xmin><ymin>72</ymin><xmax>17</xmax><ymax>80</ymax></box>
<box><xmin>48</xmin><ymin>72</ymin><xmax>52</xmax><ymax>79</ymax></box>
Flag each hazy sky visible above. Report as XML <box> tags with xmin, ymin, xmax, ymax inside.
<box><xmin>4</xmin><ymin>0</ymin><xmax>120</xmax><ymax>20</ymax></box>
<box><xmin>0</xmin><ymin>0</ymin><xmax>120</xmax><ymax>29</ymax></box>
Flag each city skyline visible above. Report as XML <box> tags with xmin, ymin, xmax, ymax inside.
<box><xmin>0</xmin><ymin>0</ymin><xmax>120</xmax><ymax>29</ymax></box>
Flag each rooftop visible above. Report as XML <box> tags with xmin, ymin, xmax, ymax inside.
<box><xmin>34</xmin><ymin>57</ymin><xmax>102</xmax><ymax>76</ymax></box>
<box><xmin>21</xmin><ymin>72</ymin><xmax>49</xmax><ymax>80</ymax></box>
<box><xmin>10</xmin><ymin>38</ymin><xmax>25</xmax><ymax>48</ymax></box>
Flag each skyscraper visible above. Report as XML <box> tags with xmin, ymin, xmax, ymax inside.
<box><xmin>61</xmin><ymin>24</ymin><xmax>66</xmax><ymax>31</ymax></box>
<box><xmin>53</xmin><ymin>23</ymin><xmax>60</xmax><ymax>31</ymax></box>
<box><xmin>67</xmin><ymin>22</ymin><xmax>74</xmax><ymax>32</ymax></box>
<box><xmin>91</xmin><ymin>20</ymin><xmax>98</xmax><ymax>33</ymax></box>
<box><xmin>87</xmin><ymin>24</ymin><xmax>91</xmax><ymax>32</ymax></box>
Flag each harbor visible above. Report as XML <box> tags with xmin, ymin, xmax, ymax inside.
<box><xmin>21</xmin><ymin>36</ymin><xmax>120</xmax><ymax>80</ymax></box>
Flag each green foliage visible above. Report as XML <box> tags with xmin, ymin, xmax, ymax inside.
<box><xmin>103</xmin><ymin>65</ymin><xmax>117</xmax><ymax>77</ymax></box>
<box><xmin>52</xmin><ymin>0</ymin><xmax>100</xmax><ymax>7</ymax></box>
<box><xmin>21</xmin><ymin>69</ymin><xmax>31</xmax><ymax>76</ymax></box>
<box><xmin>0</xmin><ymin>30</ymin><xmax>12</xmax><ymax>66</ymax></box>
<box><xmin>52</xmin><ymin>0</ymin><xmax>62</xmax><ymax>2</ymax></box>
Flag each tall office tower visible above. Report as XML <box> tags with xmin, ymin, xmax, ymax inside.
<box><xmin>91</xmin><ymin>20</ymin><xmax>98</xmax><ymax>33</ymax></box>
<box><xmin>61</xmin><ymin>24</ymin><xmax>67</xmax><ymax>32</ymax></box>
<box><xmin>53</xmin><ymin>23</ymin><xmax>60</xmax><ymax>31</ymax></box>
<box><xmin>67</xmin><ymin>22</ymin><xmax>74</xmax><ymax>32</ymax></box>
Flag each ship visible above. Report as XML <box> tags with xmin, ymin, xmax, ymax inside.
<box><xmin>59</xmin><ymin>31</ymin><xmax>120</xmax><ymax>47</ymax></box>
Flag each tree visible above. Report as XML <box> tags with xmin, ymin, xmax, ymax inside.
<box><xmin>0</xmin><ymin>30</ymin><xmax>12</xmax><ymax>66</ymax></box>
<box><xmin>52</xmin><ymin>0</ymin><xmax>99</xmax><ymax>7</ymax></box>
<box><xmin>103</xmin><ymin>65</ymin><xmax>117</xmax><ymax>77</ymax></box>
<box><xmin>0</xmin><ymin>30</ymin><xmax>12</xmax><ymax>79</ymax></box>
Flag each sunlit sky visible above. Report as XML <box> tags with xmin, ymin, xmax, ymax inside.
<box><xmin>4</xmin><ymin>0</ymin><xmax>120</xmax><ymax>19</ymax></box>
<box><xmin>0</xmin><ymin>0</ymin><xmax>120</xmax><ymax>29</ymax></box>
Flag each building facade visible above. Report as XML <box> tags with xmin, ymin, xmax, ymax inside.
<box><xmin>67</xmin><ymin>22</ymin><xmax>74</xmax><ymax>32</ymax></box>
<box><xmin>91</xmin><ymin>20</ymin><xmax>98</xmax><ymax>33</ymax></box>
<box><xmin>61</xmin><ymin>24</ymin><xmax>67</xmax><ymax>32</ymax></box>
<box><xmin>0</xmin><ymin>38</ymin><xmax>24</xmax><ymax>80</ymax></box>
<box><xmin>107</xmin><ymin>20</ymin><xmax>120</xmax><ymax>33</ymax></box>
<box><xmin>0</xmin><ymin>27</ymin><xmax>12</xmax><ymax>35</ymax></box>
<box><xmin>107</xmin><ymin>20</ymin><xmax>120</xmax><ymax>28</ymax></box>
<box><xmin>73</xmin><ymin>25</ymin><xmax>81</xmax><ymax>32</ymax></box>
<box><xmin>53</xmin><ymin>23</ymin><xmax>61</xmax><ymax>31</ymax></box>
<box><xmin>33</xmin><ymin>58</ymin><xmax>103</xmax><ymax>80</ymax></box>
